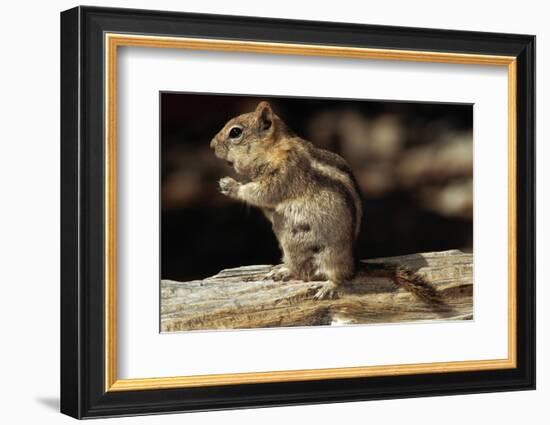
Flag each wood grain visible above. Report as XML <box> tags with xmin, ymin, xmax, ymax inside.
<box><xmin>161</xmin><ymin>250</ymin><xmax>472</xmax><ymax>332</ymax></box>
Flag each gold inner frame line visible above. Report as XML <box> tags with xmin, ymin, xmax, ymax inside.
<box><xmin>104</xmin><ymin>33</ymin><xmax>517</xmax><ymax>392</ymax></box>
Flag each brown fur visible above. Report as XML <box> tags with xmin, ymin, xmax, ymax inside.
<box><xmin>211</xmin><ymin>101</ymin><xmax>362</xmax><ymax>299</ymax></box>
<box><xmin>360</xmin><ymin>263</ymin><xmax>445</xmax><ymax>306</ymax></box>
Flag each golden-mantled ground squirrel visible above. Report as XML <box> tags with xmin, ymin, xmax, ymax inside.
<box><xmin>210</xmin><ymin>101</ymin><xmax>362</xmax><ymax>299</ymax></box>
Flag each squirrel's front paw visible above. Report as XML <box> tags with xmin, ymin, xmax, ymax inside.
<box><xmin>218</xmin><ymin>177</ymin><xmax>240</xmax><ymax>197</ymax></box>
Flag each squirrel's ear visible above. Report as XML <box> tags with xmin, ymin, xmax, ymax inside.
<box><xmin>255</xmin><ymin>101</ymin><xmax>273</xmax><ymax>132</ymax></box>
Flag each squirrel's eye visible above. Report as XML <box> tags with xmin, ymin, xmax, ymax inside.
<box><xmin>229</xmin><ymin>127</ymin><xmax>242</xmax><ymax>139</ymax></box>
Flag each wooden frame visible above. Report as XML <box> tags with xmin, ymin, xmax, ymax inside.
<box><xmin>61</xmin><ymin>5</ymin><xmax>535</xmax><ymax>419</ymax></box>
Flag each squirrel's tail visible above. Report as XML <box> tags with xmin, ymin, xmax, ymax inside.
<box><xmin>393</xmin><ymin>265</ymin><xmax>443</xmax><ymax>306</ymax></box>
<box><xmin>361</xmin><ymin>263</ymin><xmax>444</xmax><ymax>306</ymax></box>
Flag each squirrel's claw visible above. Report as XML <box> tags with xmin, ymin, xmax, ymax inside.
<box><xmin>218</xmin><ymin>176</ymin><xmax>240</xmax><ymax>197</ymax></box>
<box><xmin>264</xmin><ymin>264</ymin><xmax>292</xmax><ymax>281</ymax></box>
<box><xmin>313</xmin><ymin>281</ymin><xmax>339</xmax><ymax>300</ymax></box>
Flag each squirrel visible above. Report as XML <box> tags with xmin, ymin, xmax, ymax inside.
<box><xmin>210</xmin><ymin>101</ymin><xmax>445</xmax><ymax>306</ymax></box>
<box><xmin>210</xmin><ymin>101</ymin><xmax>362</xmax><ymax>300</ymax></box>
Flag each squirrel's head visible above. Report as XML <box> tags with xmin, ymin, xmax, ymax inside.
<box><xmin>210</xmin><ymin>101</ymin><xmax>283</xmax><ymax>178</ymax></box>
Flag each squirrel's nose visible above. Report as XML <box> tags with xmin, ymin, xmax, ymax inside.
<box><xmin>209</xmin><ymin>138</ymin><xmax>215</xmax><ymax>149</ymax></box>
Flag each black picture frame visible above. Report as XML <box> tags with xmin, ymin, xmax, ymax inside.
<box><xmin>60</xmin><ymin>5</ymin><xmax>535</xmax><ymax>419</ymax></box>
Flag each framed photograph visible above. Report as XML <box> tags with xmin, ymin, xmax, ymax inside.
<box><xmin>60</xmin><ymin>6</ymin><xmax>535</xmax><ymax>419</ymax></box>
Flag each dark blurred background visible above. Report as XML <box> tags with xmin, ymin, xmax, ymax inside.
<box><xmin>161</xmin><ymin>93</ymin><xmax>473</xmax><ymax>282</ymax></box>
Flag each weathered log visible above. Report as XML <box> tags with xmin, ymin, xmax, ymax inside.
<box><xmin>161</xmin><ymin>249</ymin><xmax>472</xmax><ymax>332</ymax></box>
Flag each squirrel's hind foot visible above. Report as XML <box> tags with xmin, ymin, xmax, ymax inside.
<box><xmin>265</xmin><ymin>264</ymin><xmax>293</xmax><ymax>281</ymax></box>
<box><xmin>313</xmin><ymin>281</ymin><xmax>339</xmax><ymax>300</ymax></box>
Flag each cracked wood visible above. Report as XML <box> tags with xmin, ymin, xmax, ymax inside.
<box><xmin>161</xmin><ymin>249</ymin><xmax>473</xmax><ymax>332</ymax></box>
